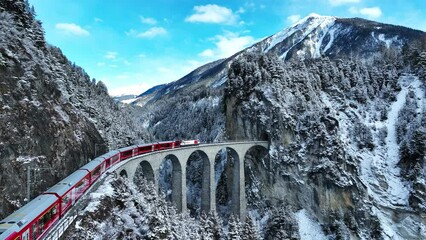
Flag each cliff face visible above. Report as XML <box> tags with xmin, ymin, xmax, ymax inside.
<box><xmin>225</xmin><ymin>53</ymin><xmax>425</xmax><ymax>238</ymax></box>
<box><xmin>0</xmin><ymin>0</ymin><xmax>149</xmax><ymax>218</ymax></box>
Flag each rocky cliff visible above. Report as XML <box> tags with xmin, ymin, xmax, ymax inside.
<box><xmin>226</xmin><ymin>52</ymin><xmax>425</xmax><ymax>238</ymax></box>
<box><xmin>0</xmin><ymin>0</ymin><xmax>149</xmax><ymax>219</ymax></box>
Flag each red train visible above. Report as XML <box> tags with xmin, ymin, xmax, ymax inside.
<box><xmin>0</xmin><ymin>140</ymin><xmax>199</xmax><ymax>240</ymax></box>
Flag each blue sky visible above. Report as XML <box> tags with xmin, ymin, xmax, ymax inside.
<box><xmin>28</xmin><ymin>0</ymin><xmax>426</xmax><ymax>96</ymax></box>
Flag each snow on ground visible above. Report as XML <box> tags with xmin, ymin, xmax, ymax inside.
<box><xmin>121</xmin><ymin>97</ymin><xmax>140</xmax><ymax>104</ymax></box>
<box><xmin>54</xmin><ymin>105</ymin><xmax>70</xmax><ymax>123</ymax></box>
<box><xmin>212</xmin><ymin>76</ymin><xmax>227</xmax><ymax>88</ymax></box>
<box><xmin>16</xmin><ymin>155</ymin><xmax>45</xmax><ymax>164</ymax></box>
<box><xmin>84</xmin><ymin>176</ymin><xmax>115</xmax><ymax>213</ymax></box>
<box><xmin>295</xmin><ymin>209</ymin><xmax>328</xmax><ymax>240</ymax></box>
<box><xmin>323</xmin><ymin>26</ymin><xmax>336</xmax><ymax>54</ymax></box>
<box><xmin>314</xmin><ymin>18</ymin><xmax>335</xmax><ymax>58</ymax></box>
<box><xmin>334</xmin><ymin>74</ymin><xmax>425</xmax><ymax>239</ymax></box>
<box><xmin>379</xmin><ymin>76</ymin><xmax>415</xmax><ymax>205</ymax></box>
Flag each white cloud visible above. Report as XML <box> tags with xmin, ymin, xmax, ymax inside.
<box><xmin>216</xmin><ymin>32</ymin><xmax>256</xmax><ymax>58</ymax></box>
<box><xmin>94</xmin><ymin>17</ymin><xmax>103</xmax><ymax>23</ymax></box>
<box><xmin>287</xmin><ymin>14</ymin><xmax>301</xmax><ymax>24</ymax></box>
<box><xmin>199</xmin><ymin>31</ymin><xmax>256</xmax><ymax>59</ymax></box>
<box><xmin>55</xmin><ymin>23</ymin><xmax>90</xmax><ymax>36</ymax></box>
<box><xmin>185</xmin><ymin>4</ymin><xmax>238</xmax><ymax>25</ymax></box>
<box><xmin>97</xmin><ymin>62</ymin><xmax>105</xmax><ymax>67</ymax></box>
<box><xmin>329</xmin><ymin>0</ymin><xmax>361</xmax><ymax>6</ymax></box>
<box><xmin>236</xmin><ymin>7</ymin><xmax>245</xmax><ymax>14</ymax></box>
<box><xmin>105</xmin><ymin>51</ymin><xmax>118</xmax><ymax>60</ymax></box>
<box><xmin>137</xmin><ymin>27</ymin><xmax>167</xmax><ymax>38</ymax></box>
<box><xmin>140</xmin><ymin>16</ymin><xmax>157</xmax><ymax>25</ymax></box>
<box><xmin>199</xmin><ymin>49</ymin><xmax>215</xmax><ymax>57</ymax></box>
<box><xmin>350</xmin><ymin>6</ymin><xmax>382</xmax><ymax>19</ymax></box>
<box><xmin>359</xmin><ymin>7</ymin><xmax>382</xmax><ymax>18</ymax></box>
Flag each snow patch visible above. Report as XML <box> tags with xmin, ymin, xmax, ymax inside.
<box><xmin>84</xmin><ymin>177</ymin><xmax>115</xmax><ymax>213</ymax></box>
<box><xmin>295</xmin><ymin>209</ymin><xmax>328</xmax><ymax>240</ymax></box>
<box><xmin>212</xmin><ymin>76</ymin><xmax>227</xmax><ymax>88</ymax></box>
<box><xmin>54</xmin><ymin>106</ymin><xmax>70</xmax><ymax>123</ymax></box>
<box><xmin>323</xmin><ymin>27</ymin><xmax>336</xmax><ymax>54</ymax></box>
<box><xmin>121</xmin><ymin>97</ymin><xmax>140</xmax><ymax>104</ymax></box>
<box><xmin>16</xmin><ymin>155</ymin><xmax>45</xmax><ymax>164</ymax></box>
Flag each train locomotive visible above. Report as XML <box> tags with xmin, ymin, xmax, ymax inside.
<box><xmin>0</xmin><ymin>139</ymin><xmax>199</xmax><ymax>240</ymax></box>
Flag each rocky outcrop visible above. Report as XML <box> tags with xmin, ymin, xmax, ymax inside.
<box><xmin>225</xmin><ymin>52</ymin><xmax>425</xmax><ymax>238</ymax></box>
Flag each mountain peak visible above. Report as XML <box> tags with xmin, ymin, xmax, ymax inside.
<box><xmin>291</xmin><ymin>13</ymin><xmax>336</xmax><ymax>27</ymax></box>
<box><xmin>264</xmin><ymin>13</ymin><xmax>336</xmax><ymax>54</ymax></box>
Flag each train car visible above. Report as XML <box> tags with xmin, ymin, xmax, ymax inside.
<box><xmin>0</xmin><ymin>139</ymin><xmax>201</xmax><ymax>240</ymax></box>
<box><xmin>79</xmin><ymin>159</ymin><xmax>104</xmax><ymax>185</ymax></box>
<box><xmin>154</xmin><ymin>141</ymin><xmax>176</xmax><ymax>151</ymax></box>
<box><xmin>99</xmin><ymin>150</ymin><xmax>120</xmax><ymax>170</ymax></box>
<box><xmin>43</xmin><ymin>170</ymin><xmax>90</xmax><ymax>217</ymax></box>
<box><xmin>180</xmin><ymin>139</ymin><xmax>199</xmax><ymax>146</ymax></box>
<box><xmin>117</xmin><ymin>146</ymin><xmax>136</xmax><ymax>161</ymax></box>
<box><xmin>135</xmin><ymin>143</ymin><xmax>154</xmax><ymax>155</ymax></box>
<box><xmin>0</xmin><ymin>195</ymin><xmax>60</xmax><ymax>240</ymax></box>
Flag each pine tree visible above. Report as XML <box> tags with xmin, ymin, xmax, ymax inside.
<box><xmin>228</xmin><ymin>215</ymin><xmax>242</xmax><ymax>240</ymax></box>
<box><xmin>241</xmin><ymin>215</ymin><xmax>260</xmax><ymax>240</ymax></box>
<box><xmin>210</xmin><ymin>211</ymin><xmax>224</xmax><ymax>240</ymax></box>
<box><xmin>200</xmin><ymin>212</ymin><xmax>214</xmax><ymax>240</ymax></box>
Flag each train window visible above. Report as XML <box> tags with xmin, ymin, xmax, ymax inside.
<box><xmin>32</xmin><ymin>224</ymin><xmax>37</xmax><ymax>239</ymax></box>
<box><xmin>92</xmin><ymin>166</ymin><xmax>101</xmax><ymax>177</ymax></box>
<box><xmin>75</xmin><ymin>179</ymin><xmax>87</xmax><ymax>193</ymax></box>
<box><xmin>38</xmin><ymin>220</ymin><xmax>44</xmax><ymax>235</ymax></box>
<box><xmin>76</xmin><ymin>180</ymin><xmax>84</xmax><ymax>188</ymax></box>
<box><xmin>8</xmin><ymin>221</ymin><xmax>16</xmax><ymax>224</ymax></box>
<box><xmin>62</xmin><ymin>193</ymin><xmax>71</xmax><ymax>207</ymax></box>
<box><xmin>52</xmin><ymin>205</ymin><xmax>57</xmax><ymax>215</ymax></box>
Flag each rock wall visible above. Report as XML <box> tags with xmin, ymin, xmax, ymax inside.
<box><xmin>225</xmin><ymin>53</ymin><xmax>425</xmax><ymax>238</ymax></box>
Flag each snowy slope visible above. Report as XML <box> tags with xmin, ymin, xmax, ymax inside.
<box><xmin>263</xmin><ymin>13</ymin><xmax>336</xmax><ymax>58</ymax></box>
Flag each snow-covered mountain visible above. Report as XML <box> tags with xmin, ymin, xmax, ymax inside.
<box><xmin>135</xmin><ymin>14</ymin><xmax>425</xmax><ymax>106</ymax></box>
<box><xmin>133</xmin><ymin>14</ymin><xmax>426</xmax><ymax>239</ymax></box>
<box><xmin>256</xmin><ymin>13</ymin><xmax>424</xmax><ymax>60</ymax></box>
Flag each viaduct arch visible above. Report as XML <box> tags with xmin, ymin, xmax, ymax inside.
<box><xmin>114</xmin><ymin>141</ymin><xmax>268</xmax><ymax>219</ymax></box>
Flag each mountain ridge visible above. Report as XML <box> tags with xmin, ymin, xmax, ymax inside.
<box><xmin>133</xmin><ymin>14</ymin><xmax>426</xmax><ymax>106</ymax></box>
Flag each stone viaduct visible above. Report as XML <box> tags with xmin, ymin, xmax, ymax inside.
<box><xmin>113</xmin><ymin>141</ymin><xmax>269</xmax><ymax>219</ymax></box>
